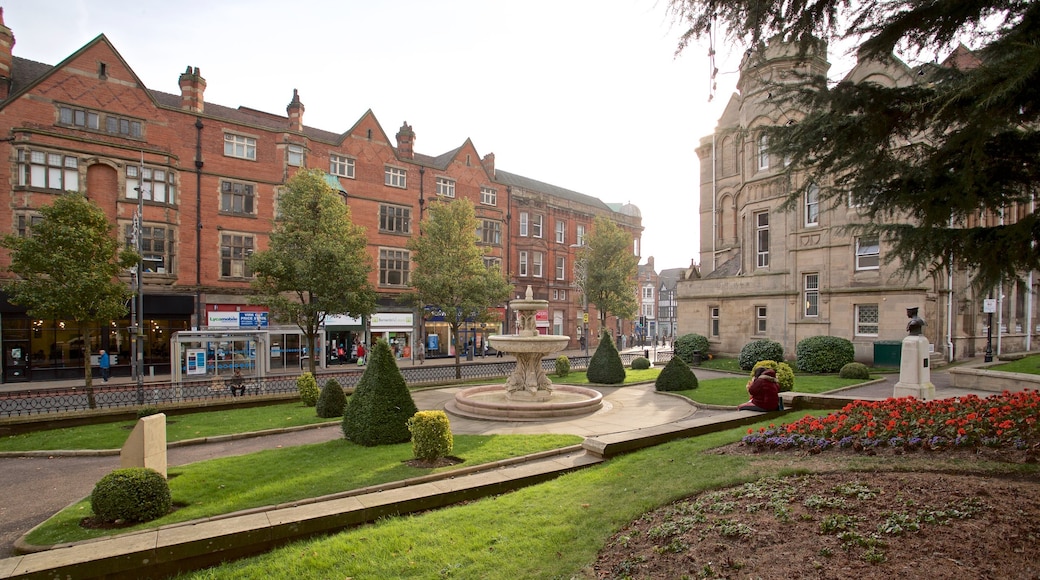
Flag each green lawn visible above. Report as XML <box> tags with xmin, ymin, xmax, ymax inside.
<box><xmin>0</xmin><ymin>403</ymin><xmax>336</xmax><ymax>451</ymax></box>
<box><xmin>989</xmin><ymin>354</ymin><xmax>1040</xmax><ymax>375</ymax></box>
<box><xmin>26</xmin><ymin>432</ymin><xmax>582</xmax><ymax>546</ymax></box>
<box><xmin>679</xmin><ymin>375</ymin><xmax>875</xmax><ymax>406</ymax></box>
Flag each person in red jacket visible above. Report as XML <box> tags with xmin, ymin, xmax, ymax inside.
<box><xmin>739</xmin><ymin>367</ymin><xmax>780</xmax><ymax>412</ymax></box>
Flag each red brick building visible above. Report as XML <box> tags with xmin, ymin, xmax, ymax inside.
<box><xmin>0</xmin><ymin>13</ymin><xmax>641</xmax><ymax>382</ymax></box>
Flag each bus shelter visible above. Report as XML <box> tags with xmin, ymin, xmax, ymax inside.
<box><xmin>171</xmin><ymin>328</ymin><xmax>325</xmax><ymax>383</ymax></box>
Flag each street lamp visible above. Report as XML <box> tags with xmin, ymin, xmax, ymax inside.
<box><xmin>570</xmin><ymin>243</ymin><xmax>589</xmax><ymax>356</ymax></box>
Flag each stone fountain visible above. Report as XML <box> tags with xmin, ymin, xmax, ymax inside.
<box><xmin>448</xmin><ymin>286</ymin><xmax>603</xmax><ymax>420</ymax></box>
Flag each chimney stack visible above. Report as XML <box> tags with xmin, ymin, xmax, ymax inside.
<box><xmin>286</xmin><ymin>88</ymin><xmax>304</xmax><ymax>132</ymax></box>
<box><xmin>396</xmin><ymin>121</ymin><xmax>415</xmax><ymax>159</ymax></box>
<box><xmin>178</xmin><ymin>66</ymin><xmax>206</xmax><ymax>113</ymax></box>
<box><xmin>0</xmin><ymin>9</ymin><xmax>15</xmax><ymax>100</ymax></box>
<box><xmin>481</xmin><ymin>152</ymin><xmax>495</xmax><ymax>177</ymax></box>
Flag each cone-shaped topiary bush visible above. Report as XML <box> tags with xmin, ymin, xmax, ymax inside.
<box><xmin>316</xmin><ymin>377</ymin><xmax>347</xmax><ymax>418</ymax></box>
<box><xmin>586</xmin><ymin>330</ymin><xmax>625</xmax><ymax>384</ymax></box>
<box><xmin>90</xmin><ymin>467</ymin><xmax>171</xmax><ymax>523</ymax></box>
<box><xmin>342</xmin><ymin>339</ymin><xmax>418</xmax><ymax>446</ymax></box>
<box><xmin>655</xmin><ymin>355</ymin><xmax>699</xmax><ymax>391</ymax></box>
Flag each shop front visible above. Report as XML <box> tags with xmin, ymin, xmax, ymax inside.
<box><xmin>424</xmin><ymin>307</ymin><xmax>505</xmax><ymax>359</ymax></box>
<box><xmin>370</xmin><ymin>311</ymin><xmax>413</xmax><ymax>360</ymax></box>
<box><xmin>324</xmin><ymin>313</ymin><xmax>364</xmax><ymax>365</ymax></box>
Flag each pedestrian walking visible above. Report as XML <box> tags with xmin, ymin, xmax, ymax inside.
<box><xmin>99</xmin><ymin>349</ymin><xmax>110</xmax><ymax>382</ymax></box>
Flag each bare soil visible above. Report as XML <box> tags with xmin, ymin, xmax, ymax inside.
<box><xmin>591</xmin><ymin>445</ymin><xmax>1040</xmax><ymax>579</ymax></box>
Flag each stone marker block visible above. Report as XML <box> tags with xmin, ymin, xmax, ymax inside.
<box><xmin>893</xmin><ymin>335</ymin><xmax>935</xmax><ymax>400</ymax></box>
<box><xmin>120</xmin><ymin>413</ymin><xmax>168</xmax><ymax>478</ymax></box>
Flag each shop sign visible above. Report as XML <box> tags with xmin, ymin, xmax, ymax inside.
<box><xmin>371</xmin><ymin>312</ymin><xmax>413</xmax><ymax>327</ymax></box>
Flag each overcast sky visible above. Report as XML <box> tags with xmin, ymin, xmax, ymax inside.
<box><xmin>5</xmin><ymin>0</ymin><xmax>752</xmax><ymax>271</ymax></box>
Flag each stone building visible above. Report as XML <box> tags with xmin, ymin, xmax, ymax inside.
<box><xmin>0</xmin><ymin>11</ymin><xmax>640</xmax><ymax>382</ymax></box>
<box><xmin>678</xmin><ymin>39</ymin><xmax>1037</xmax><ymax>364</ymax></box>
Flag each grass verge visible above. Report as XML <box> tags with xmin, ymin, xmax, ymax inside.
<box><xmin>989</xmin><ymin>353</ymin><xmax>1040</xmax><ymax>375</ymax></box>
<box><xmin>679</xmin><ymin>375</ymin><xmax>874</xmax><ymax>406</ymax></box>
<box><xmin>26</xmin><ymin>433</ymin><xmax>582</xmax><ymax>546</ymax></box>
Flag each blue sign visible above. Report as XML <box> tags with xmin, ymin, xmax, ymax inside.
<box><xmin>427</xmin><ymin>335</ymin><xmax>439</xmax><ymax>351</ymax></box>
<box><xmin>239</xmin><ymin>312</ymin><xmax>269</xmax><ymax>328</ymax></box>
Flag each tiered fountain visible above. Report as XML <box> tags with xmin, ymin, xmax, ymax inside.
<box><xmin>448</xmin><ymin>286</ymin><xmax>603</xmax><ymax>420</ymax></box>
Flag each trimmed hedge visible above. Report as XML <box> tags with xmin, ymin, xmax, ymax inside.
<box><xmin>90</xmin><ymin>467</ymin><xmax>171</xmax><ymax>523</ymax></box>
<box><xmin>631</xmin><ymin>356</ymin><xmax>651</xmax><ymax>370</ymax></box>
<box><xmin>342</xmin><ymin>340</ymin><xmax>418</xmax><ymax>446</ymax></box>
<box><xmin>655</xmin><ymin>355</ymin><xmax>698</xmax><ymax>392</ymax></box>
<box><xmin>673</xmin><ymin>333</ymin><xmax>709</xmax><ymax>364</ymax></box>
<box><xmin>555</xmin><ymin>355</ymin><xmax>571</xmax><ymax>377</ymax></box>
<box><xmin>839</xmin><ymin>362</ymin><xmax>871</xmax><ymax>379</ymax></box>
<box><xmin>408</xmin><ymin>410</ymin><xmax>454</xmax><ymax>462</ymax></box>
<box><xmin>316</xmin><ymin>378</ymin><xmax>347</xmax><ymax>418</ymax></box>
<box><xmin>750</xmin><ymin>359</ymin><xmax>795</xmax><ymax>392</ymax></box>
<box><xmin>738</xmin><ymin>339</ymin><xmax>784</xmax><ymax>371</ymax></box>
<box><xmin>296</xmin><ymin>372</ymin><xmax>320</xmax><ymax>407</ymax></box>
<box><xmin>586</xmin><ymin>330</ymin><xmax>625</xmax><ymax>384</ymax></box>
<box><xmin>796</xmin><ymin>335</ymin><xmax>856</xmax><ymax>373</ymax></box>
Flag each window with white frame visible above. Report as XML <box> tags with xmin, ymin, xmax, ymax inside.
<box><xmin>855</xmin><ymin>304</ymin><xmax>879</xmax><ymax>336</ymax></box>
<box><xmin>379</xmin><ymin>204</ymin><xmax>411</xmax><ymax>234</ymax></box>
<box><xmin>17</xmin><ymin>150</ymin><xmax>79</xmax><ymax>192</ymax></box>
<box><xmin>855</xmin><ymin>236</ymin><xmax>880</xmax><ymax>270</ymax></box>
<box><xmin>384</xmin><ymin>166</ymin><xmax>407</xmax><ymax>188</ymax></box>
<box><xmin>220</xmin><ymin>180</ymin><xmax>255</xmax><ymax>214</ymax></box>
<box><xmin>642</xmin><ymin>303</ymin><xmax>654</xmax><ymax>317</ymax></box>
<box><xmin>532</xmin><ymin>251</ymin><xmax>544</xmax><ymax>277</ymax></box>
<box><xmin>805</xmin><ymin>183</ymin><xmax>820</xmax><ymax>226</ymax></box>
<box><xmin>480</xmin><ymin>186</ymin><xmax>497</xmax><ymax>206</ymax></box>
<box><xmin>576</xmin><ymin>224</ymin><xmax>586</xmax><ymax>246</ymax></box>
<box><xmin>559</xmin><ymin>289</ymin><xmax>566</xmax><ymax>300</ymax></box>
<box><xmin>553</xmin><ymin>310</ymin><xmax>564</xmax><ymax>335</ymax></box>
<box><xmin>804</xmin><ymin>273</ymin><xmax>820</xmax><ymax>317</ymax></box>
<box><xmin>555</xmin><ymin>220</ymin><xmax>566</xmax><ymax>244</ymax></box>
<box><xmin>126</xmin><ymin>166</ymin><xmax>176</xmax><ymax>204</ymax></box>
<box><xmin>287</xmin><ymin>144</ymin><xmax>304</xmax><ymax>167</ymax></box>
<box><xmin>643</xmin><ymin>286</ymin><xmax>653</xmax><ymax>299</ymax></box>
<box><xmin>379</xmin><ymin>248</ymin><xmax>410</xmax><ymax>286</ymax></box>
<box><xmin>126</xmin><ymin>224</ymin><xmax>174</xmax><ymax>273</ymax></box>
<box><xmin>479</xmin><ymin>219</ymin><xmax>501</xmax><ymax>245</ymax></box>
<box><xmin>755</xmin><ymin>211</ymin><xmax>769</xmax><ymax>268</ymax></box>
<box><xmin>756</xmin><ymin>306</ymin><xmax>767</xmax><ymax>334</ymax></box>
<box><xmin>519</xmin><ymin>212</ymin><xmax>529</xmax><ymax>237</ymax></box>
<box><xmin>556</xmin><ymin>256</ymin><xmax>565</xmax><ymax>280</ymax></box>
<box><xmin>436</xmin><ymin>177</ymin><xmax>455</xmax><ymax>198</ymax></box>
<box><xmin>532</xmin><ymin>214</ymin><xmax>543</xmax><ymax>238</ymax></box>
<box><xmin>329</xmin><ymin>154</ymin><xmax>355</xmax><ymax>178</ymax></box>
<box><xmin>220</xmin><ymin>233</ymin><xmax>254</xmax><ymax>278</ymax></box>
<box><xmin>710</xmin><ymin>306</ymin><xmax>720</xmax><ymax>337</ymax></box>
<box><xmin>518</xmin><ymin>251</ymin><xmax>529</xmax><ymax>276</ymax></box>
<box><xmin>757</xmin><ymin>134</ymin><xmax>769</xmax><ymax>170</ymax></box>
<box><xmin>224</xmin><ymin>133</ymin><xmax>256</xmax><ymax>160</ymax></box>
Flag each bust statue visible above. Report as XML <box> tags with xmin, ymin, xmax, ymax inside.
<box><xmin>906</xmin><ymin>307</ymin><xmax>925</xmax><ymax>336</ymax></box>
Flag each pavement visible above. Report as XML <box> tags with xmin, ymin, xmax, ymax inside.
<box><xmin>0</xmin><ymin>353</ymin><xmax>1010</xmax><ymax>578</ymax></box>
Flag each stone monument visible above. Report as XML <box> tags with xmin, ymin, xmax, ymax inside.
<box><xmin>120</xmin><ymin>412</ymin><xmax>168</xmax><ymax>478</ymax></box>
<box><xmin>893</xmin><ymin>307</ymin><xmax>936</xmax><ymax>400</ymax></box>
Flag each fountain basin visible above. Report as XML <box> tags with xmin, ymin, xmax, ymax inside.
<box><xmin>488</xmin><ymin>334</ymin><xmax>570</xmax><ymax>353</ymax></box>
<box><xmin>449</xmin><ymin>384</ymin><xmax>604</xmax><ymax>421</ymax></box>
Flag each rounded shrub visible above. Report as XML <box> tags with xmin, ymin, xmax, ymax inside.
<box><xmin>673</xmin><ymin>333</ymin><xmax>709</xmax><ymax>364</ymax></box>
<box><xmin>631</xmin><ymin>356</ymin><xmax>651</xmax><ymax>370</ymax></box>
<box><xmin>839</xmin><ymin>362</ymin><xmax>871</xmax><ymax>380</ymax></box>
<box><xmin>407</xmin><ymin>410</ymin><xmax>454</xmax><ymax>462</ymax></box>
<box><xmin>555</xmin><ymin>355</ymin><xmax>571</xmax><ymax>377</ymax></box>
<box><xmin>296</xmin><ymin>372</ymin><xmax>320</xmax><ymax>407</ymax></box>
<box><xmin>655</xmin><ymin>355</ymin><xmax>698</xmax><ymax>392</ymax></box>
<box><xmin>316</xmin><ymin>378</ymin><xmax>347</xmax><ymax>418</ymax></box>
<box><xmin>342</xmin><ymin>339</ymin><xmax>419</xmax><ymax>446</ymax></box>
<box><xmin>751</xmin><ymin>360</ymin><xmax>795</xmax><ymax>392</ymax></box>
<box><xmin>586</xmin><ymin>330</ymin><xmax>626</xmax><ymax>384</ymax></box>
<box><xmin>796</xmin><ymin>335</ymin><xmax>856</xmax><ymax>373</ymax></box>
<box><xmin>738</xmin><ymin>339</ymin><xmax>784</xmax><ymax>371</ymax></box>
<box><xmin>90</xmin><ymin>467</ymin><xmax>171</xmax><ymax>523</ymax></box>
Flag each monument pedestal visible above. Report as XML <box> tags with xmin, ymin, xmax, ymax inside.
<box><xmin>892</xmin><ymin>335</ymin><xmax>935</xmax><ymax>400</ymax></box>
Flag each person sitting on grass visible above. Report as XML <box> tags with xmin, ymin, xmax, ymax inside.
<box><xmin>738</xmin><ymin>367</ymin><xmax>780</xmax><ymax>412</ymax></box>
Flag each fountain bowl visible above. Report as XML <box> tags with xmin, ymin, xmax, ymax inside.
<box><xmin>448</xmin><ymin>384</ymin><xmax>604</xmax><ymax>421</ymax></box>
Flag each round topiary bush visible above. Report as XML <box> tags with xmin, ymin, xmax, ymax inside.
<box><xmin>90</xmin><ymin>467</ymin><xmax>171</xmax><ymax>523</ymax></box>
<box><xmin>839</xmin><ymin>362</ymin><xmax>871</xmax><ymax>380</ymax></box>
<box><xmin>751</xmin><ymin>360</ymin><xmax>796</xmax><ymax>392</ymax></box>
<box><xmin>586</xmin><ymin>330</ymin><xmax>626</xmax><ymax>384</ymax></box>
<box><xmin>655</xmin><ymin>355</ymin><xmax>698</xmax><ymax>392</ymax></box>
<box><xmin>316</xmin><ymin>377</ymin><xmax>347</xmax><ymax>418</ymax></box>
<box><xmin>555</xmin><ymin>355</ymin><xmax>571</xmax><ymax>377</ymax></box>
<box><xmin>296</xmin><ymin>372</ymin><xmax>320</xmax><ymax>407</ymax></box>
<box><xmin>796</xmin><ymin>336</ymin><xmax>856</xmax><ymax>373</ymax></box>
<box><xmin>407</xmin><ymin>410</ymin><xmax>454</xmax><ymax>462</ymax></box>
<box><xmin>673</xmin><ymin>333</ymin><xmax>709</xmax><ymax>364</ymax></box>
<box><xmin>631</xmin><ymin>356</ymin><xmax>651</xmax><ymax>370</ymax></box>
<box><xmin>738</xmin><ymin>339</ymin><xmax>785</xmax><ymax>371</ymax></box>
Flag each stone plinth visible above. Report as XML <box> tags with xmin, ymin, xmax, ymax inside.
<box><xmin>120</xmin><ymin>413</ymin><xmax>168</xmax><ymax>478</ymax></box>
<box><xmin>893</xmin><ymin>335</ymin><xmax>935</xmax><ymax>400</ymax></box>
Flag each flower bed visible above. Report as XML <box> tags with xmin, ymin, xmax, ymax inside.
<box><xmin>742</xmin><ymin>390</ymin><xmax>1040</xmax><ymax>452</ymax></box>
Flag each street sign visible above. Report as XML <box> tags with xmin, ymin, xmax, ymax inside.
<box><xmin>583</xmin><ymin>312</ymin><xmax>589</xmax><ymax>323</ymax></box>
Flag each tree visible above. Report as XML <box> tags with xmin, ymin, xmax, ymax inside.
<box><xmin>0</xmin><ymin>193</ymin><xmax>137</xmax><ymax>406</ymax></box>
<box><xmin>579</xmin><ymin>216</ymin><xmax>638</xmax><ymax>333</ymax></box>
<box><xmin>668</xmin><ymin>0</ymin><xmax>1040</xmax><ymax>291</ymax></box>
<box><xmin>249</xmin><ymin>169</ymin><xmax>375</xmax><ymax>374</ymax></box>
<box><xmin>405</xmin><ymin>198</ymin><xmax>512</xmax><ymax>379</ymax></box>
